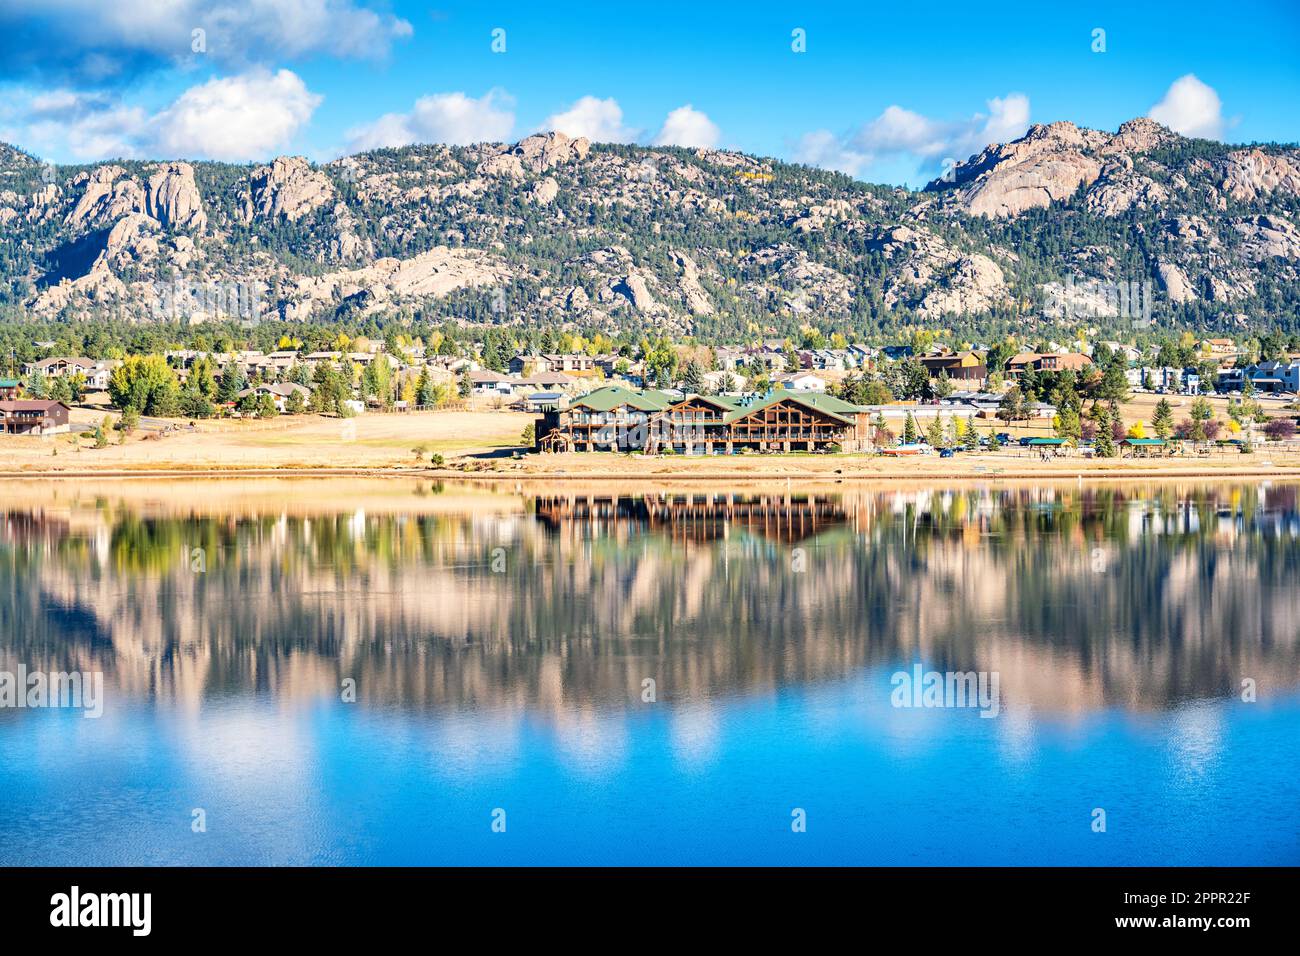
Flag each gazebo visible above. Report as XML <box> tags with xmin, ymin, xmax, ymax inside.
<box><xmin>1121</xmin><ymin>437</ymin><xmax>1168</xmax><ymax>457</ymax></box>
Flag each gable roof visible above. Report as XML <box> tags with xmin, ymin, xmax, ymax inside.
<box><xmin>667</xmin><ymin>393</ymin><xmax>744</xmax><ymax>413</ymax></box>
<box><xmin>721</xmin><ymin>389</ymin><xmax>862</xmax><ymax>425</ymax></box>
<box><xmin>0</xmin><ymin>399</ymin><xmax>69</xmax><ymax>412</ymax></box>
<box><xmin>570</xmin><ymin>385</ymin><xmax>674</xmax><ymax>413</ymax></box>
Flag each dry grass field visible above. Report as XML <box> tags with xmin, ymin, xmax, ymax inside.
<box><xmin>3</xmin><ymin>397</ymin><xmax>1296</xmax><ymax>481</ymax></box>
<box><xmin>2</xmin><ymin>409</ymin><xmax>534</xmax><ymax>473</ymax></box>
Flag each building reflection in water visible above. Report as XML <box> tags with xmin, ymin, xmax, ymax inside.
<box><xmin>1</xmin><ymin>481</ymin><xmax>1298</xmax><ymax>720</ymax></box>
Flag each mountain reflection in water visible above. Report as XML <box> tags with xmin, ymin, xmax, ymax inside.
<box><xmin>2</xmin><ymin>480</ymin><xmax>1298</xmax><ymax>720</ymax></box>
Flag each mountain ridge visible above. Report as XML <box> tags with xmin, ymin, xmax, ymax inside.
<box><xmin>2</xmin><ymin>117</ymin><xmax>1299</xmax><ymax>338</ymax></box>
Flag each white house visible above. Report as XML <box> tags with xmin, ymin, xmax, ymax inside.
<box><xmin>236</xmin><ymin>382</ymin><xmax>312</xmax><ymax>412</ymax></box>
<box><xmin>774</xmin><ymin>372</ymin><xmax>828</xmax><ymax>392</ymax></box>
<box><xmin>469</xmin><ymin>371</ymin><xmax>518</xmax><ymax>396</ymax></box>
<box><xmin>22</xmin><ymin>356</ymin><xmax>119</xmax><ymax>391</ymax></box>
<box><xmin>702</xmin><ymin>369</ymin><xmax>748</xmax><ymax>393</ymax></box>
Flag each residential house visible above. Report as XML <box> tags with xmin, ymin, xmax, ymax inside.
<box><xmin>1220</xmin><ymin>360</ymin><xmax>1300</xmax><ymax>394</ymax></box>
<box><xmin>712</xmin><ymin>347</ymin><xmax>747</xmax><ymax>371</ymax></box>
<box><xmin>1199</xmin><ymin>338</ymin><xmax>1238</xmax><ymax>355</ymax></box>
<box><xmin>1127</xmin><ymin>366</ymin><xmax>1192</xmax><ymax>392</ymax></box>
<box><xmin>701</xmin><ymin>369</ymin><xmax>748</xmax><ymax>393</ymax></box>
<box><xmin>0</xmin><ymin>379</ymin><xmax>19</xmax><ymax>400</ymax></box>
<box><xmin>773</xmin><ymin>372</ymin><xmax>829</xmax><ymax>392</ymax></box>
<box><xmin>1005</xmin><ymin>353</ymin><xmax>1093</xmax><ymax>378</ymax></box>
<box><xmin>516</xmin><ymin>371</ymin><xmax>579</xmax><ymax>392</ymax></box>
<box><xmin>1097</xmin><ymin>342</ymin><xmax>1143</xmax><ymax>364</ymax></box>
<box><xmin>21</xmin><ymin>356</ymin><xmax>119</xmax><ymax>391</ymax></box>
<box><xmin>941</xmin><ymin>391</ymin><xmax>1005</xmax><ymax>415</ymax></box>
<box><xmin>739</xmin><ymin>343</ymin><xmax>792</xmax><ymax>372</ymax></box>
<box><xmin>236</xmin><ymin>382</ymin><xmax>312</xmax><ymax>412</ymax></box>
<box><xmin>920</xmin><ymin>350</ymin><xmax>988</xmax><ymax>382</ymax></box>
<box><xmin>0</xmin><ymin>399</ymin><xmax>71</xmax><ymax>434</ymax></box>
<box><xmin>801</xmin><ymin>349</ymin><xmax>851</xmax><ymax>371</ymax></box>
<box><xmin>513</xmin><ymin>353</ymin><xmax>596</xmax><ymax>374</ymax></box>
<box><xmin>469</xmin><ymin>371</ymin><xmax>518</xmax><ymax>396</ymax></box>
<box><xmin>847</xmin><ymin>344</ymin><xmax>877</xmax><ymax>367</ymax></box>
<box><xmin>514</xmin><ymin>391</ymin><xmax>568</xmax><ymax>412</ymax></box>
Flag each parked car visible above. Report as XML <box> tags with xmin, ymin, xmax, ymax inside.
<box><xmin>995</xmin><ymin>433</ymin><xmax>1013</xmax><ymax>444</ymax></box>
<box><xmin>1018</xmin><ymin>437</ymin><xmax>1035</xmax><ymax>447</ymax></box>
<box><xmin>939</xmin><ymin>448</ymin><xmax>956</xmax><ymax>458</ymax></box>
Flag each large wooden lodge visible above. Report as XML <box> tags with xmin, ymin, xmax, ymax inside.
<box><xmin>536</xmin><ymin>385</ymin><xmax>874</xmax><ymax>454</ymax></box>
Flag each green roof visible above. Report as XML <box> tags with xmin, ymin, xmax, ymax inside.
<box><xmin>0</xmin><ymin>379</ymin><xmax>18</xmax><ymax>388</ymax></box>
<box><xmin>671</xmin><ymin>393</ymin><xmax>744</xmax><ymax>411</ymax></box>
<box><xmin>1027</xmin><ymin>437</ymin><xmax>1066</xmax><ymax>445</ymax></box>
<box><xmin>571</xmin><ymin>385</ymin><xmax>673</xmax><ymax>413</ymax></box>
<box><xmin>721</xmin><ymin>389</ymin><xmax>862</xmax><ymax>425</ymax></box>
<box><xmin>1123</xmin><ymin>438</ymin><xmax>1167</xmax><ymax>445</ymax></box>
<box><xmin>571</xmin><ymin>386</ymin><xmax>865</xmax><ymax>425</ymax></box>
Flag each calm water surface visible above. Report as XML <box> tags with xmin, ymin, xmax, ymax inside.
<box><xmin>0</xmin><ymin>478</ymin><xmax>1297</xmax><ymax>865</ymax></box>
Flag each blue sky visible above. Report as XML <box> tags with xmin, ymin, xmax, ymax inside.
<box><xmin>1</xmin><ymin>0</ymin><xmax>1296</xmax><ymax>186</ymax></box>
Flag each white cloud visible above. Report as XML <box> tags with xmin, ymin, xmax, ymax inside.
<box><xmin>0</xmin><ymin>1</ymin><xmax>413</xmax><ymax>86</ymax></box>
<box><xmin>854</xmin><ymin>105</ymin><xmax>948</xmax><ymax>156</ymax></box>
<box><xmin>9</xmin><ymin>68</ymin><xmax>322</xmax><ymax>162</ymax></box>
<box><xmin>345</xmin><ymin>90</ymin><xmax>515</xmax><ymax>152</ymax></box>
<box><xmin>795</xmin><ymin>93</ymin><xmax>1031</xmax><ymax>183</ymax></box>
<box><xmin>981</xmin><ymin>94</ymin><xmax>1031</xmax><ymax>144</ymax></box>
<box><xmin>17</xmin><ymin>97</ymin><xmax>147</xmax><ymax>160</ymax></box>
<box><xmin>540</xmin><ymin>96</ymin><xmax>638</xmax><ymax>143</ymax></box>
<box><xmin>147</xmin><ymin>68</ymin><xmax>321</xmax><ymax>160</ymax></box>
<box><xmin>793</xmin><ymin>129</ymin><xmax>869</xmax><ymax>177</ymax></box>
<box><xmin>1148</xmin><ymin>74</ymin><xmax>1225</xmax><ymax>140</ymax></box>
<box><xmin>652</xmin><ymin>105</ymin><xmax>720</xmax><ymax>149</ymax></box>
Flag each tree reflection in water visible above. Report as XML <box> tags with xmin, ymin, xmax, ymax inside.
<box><xmin>1</xmin><ymin>481</ymin><xmax>1297</xmax><ymax>717</ymax></box>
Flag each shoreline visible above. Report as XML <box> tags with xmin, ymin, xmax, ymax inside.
<box><xmin>7</xmin><ymin>459</ymin><xmax>1299</xmax><ymax>483</ymax></box>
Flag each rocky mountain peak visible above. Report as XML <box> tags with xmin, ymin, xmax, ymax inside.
<box><xmin>1106</xmin><ymin>117</ymin><xmax>1176</xmax><ymax>153</ymax></box>
<box><xmin>145</xmin><ymin>162</ymin><xmax>207</xmax><ymax>232</ymax></box>
<box><xmin>513</xmin><ymin>131</ymin><xmax>591</xmax><ymax>172</ymax></box>
<box><xmin>246</xmin><ymin>155</ymin><xmax>334</xmax><ymax>222</ymax></box>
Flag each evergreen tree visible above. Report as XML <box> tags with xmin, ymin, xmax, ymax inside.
<box><xmin>682</xmin><ymin>360</ymin><xmax>705</xmax><ymax>394</ymax></box>
<box><xmin>217</xmin><ymin>361</ymin><xmax>245</xmax><ymax>405</ymax></box>
<box><xmin>1094</xmin><ymin>406</ymin><xmax>1117</xmax><ymax>457</ymax></box>
<box><xmin>925</xmin><ymin>415</ymin><xmax>946</xmax><ymax>449</ymax></box>
<box><xmin>932</xmin><ymin>371</ymin><xmax>954</xmax><ymax>400</ymax></box>
<box><xmin>1097</xmin><ymin>354</ymin><xmax>1131</xmax><ymax>404</ymax></box>
<box><xmin>902</xmin><ymin>411</ymin><xmax>919</xmax><ymax>444</ymax></box>
<box><xmin>1152</xmin><ymin>398</ymin><xmax>1174</xmax><ymax>440</ymax></box>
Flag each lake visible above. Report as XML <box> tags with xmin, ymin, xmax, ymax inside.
<box><xmin>0</xmin><ymin>478</ymin><xmax>1297</xmax><ymax>865</ymax></box>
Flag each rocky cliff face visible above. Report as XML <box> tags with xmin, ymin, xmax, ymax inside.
<box><xmin>942</xmin><ymin>121</ymin><xmax>1108</xmax><ymax>219</ymax></box>
<box><xmin>2</xmin><ymin>116</ymin><xmax>1299</xmax><ymax>331</ymax></box>
<box><xmin>146</xmin><ymin>162</ymin><xmax>207</xmax><ymax>231</ymax></box>
<box><xmin>245</xmin><ymin>156</ymin><xmax>334</xmax><ymax>222</ymax></box>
